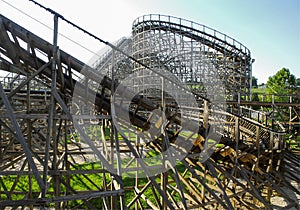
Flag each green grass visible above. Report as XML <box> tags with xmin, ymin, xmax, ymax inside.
<box><xmin>0</xmin><ymin>157</ymin><xmax>196</xmax><ymax>209</ymax></box>
<box><xmin>252</xmin><ymin>87</ymin><xmax>269</xmax><ymax>94</ymax></box>
<box><xmin>0</xmin><ymin>175</ymin><xmax>40</xmax><ymax>201</ymax></box>
<box><xmin>287</xmin><ymin>134</ymin><xmax>300</xmax><ymax>151</ymax></box>
<box><xmin>252</xmin><ymin>87</ymin><xmax>294</xmax><ymax>103</ymax></box>
<box><xmin>0</xmin><ymin>162</ymin><xmax>105</xmax><ymax>208</ymax></box>
<box><xmin>3</xmin><ymin>120</ymin><xmax>298</xmax><ymax>208</ymax></box>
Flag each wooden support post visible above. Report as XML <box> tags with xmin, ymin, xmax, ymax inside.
<box><xmin>235</xmin><ymin>117</ymin><xmax>240</xmax><ymax>143</ymax></box>
<box><xmin>289</xmin><ymin>96</ymin><xmax>292</xmax><ymax>134</ymax></box>
<box><xmin>64</xmin><ymin>119</ymin><xmax>70</xmax><ymax>209</ymax></box>
<box><xmin>271</xmin><ymin>95</ymin><xmax>275</xmax><ymax>130</ymax></box>
<box><xmin>160</xmin><ymin>76</ymin><xmax>168</xmax><ymax>210</ymax></box>
<box><xmin>203</xmin><ymin>100</ymin><xmax>208</xmax><ymax>130</ymax></box>
<box><xmin>53</xmin><ymin>118</ymin><xmax>60</xmax><ymax>209</ymax></box>
<box><xmin>0</xmin><ymin>124</ymin><xmax>2</xmax><ymax>203</ymax></box>
<box><xmin>109</xmin><ymin>122</ymin><xmax>116</xmax><ymax>210</ymax></box>
<box><xmin>270</xmin><ymin>132</ymin><xmax>274</xmax><ymax>151</ymax></box>
<box><xmin>43</xmin><ymin>14</ymin><xmax>59</xmax><ymax>207</ymax></box>
<box><xmin>26</xmin><ymin>67</ymin><xmax>34</xmax><ymax>210</ymax></box>
<box><xmin>135</xmin><ymin>134</ymin><xmax>140</xmax><ymax>210</ymax></box>
<box><xmin>282</xmin><ymin>133</ymin><xmax>286</xmax><ymax>149</ymax></box>
<box><xmin>267</xmin><ymin>132</ymin><xmax>274</xmax><ymax>203</ymax></box>
<box><xmin>0</xmin><ymin>125</ymin><xmax>2</xmax><ymax>164</ymax></box>
<box><xmin>0</xmin><ymin>81</ymin><xmax>45</xmax><ymax>191</ymax></box>
<box><xmin>52</xmin><ymin>14</ymin><xmax>60</xmax><ymax>209</ymax></box>
<box><xmin>102</xmin><ymin>120</ymin><xmax>109</xmax><ymax>209</ymax></box>
<box><xmin>201</xmin><ymin>170</ymin><xmax>206</xmax><ymax>202</ymax></box>
<box><xmin>236</xmin><ymin>93</ymin><xmax>241</xmax><ymax>148</ymax></box>
<box><xmin>234</xmin><ymin>116</ymin><xmax>240</xmax><ymax>167</ymax></box>
<box><xmin>253</xmin><ymin>125</ymin><xmax>261</xmax><ymax>205</ymax></box>
<box><xmin>233</xmin><ymin>112</ymin><xmax>240</xmax><ymax>204</ymax></box>
<box><xmin>255</xmin><ymin>126</ymin><xmax>260</xmax><ymax>165</ymax></box>
<box><xmin>161</xmin><ymin>170</ymin><xmax>168</xmax><ymax>210</ymax></box>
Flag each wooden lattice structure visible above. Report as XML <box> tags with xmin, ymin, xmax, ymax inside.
<box><xmin>0</xmin><ymin>3</ymin><xmax>299</xmax><ymax>209</ymax></box>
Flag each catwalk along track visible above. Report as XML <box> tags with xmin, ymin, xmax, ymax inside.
<box><xmin>0</xmin><ymin>9</ymin><xmax>299</xmax><ymax>210</ymax></box>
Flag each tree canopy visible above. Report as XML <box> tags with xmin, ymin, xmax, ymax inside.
<box><xmin>266</xmin><ymin>68</ymin><xmax>297</xmax><ymax>95</ymax></box>
<box><xmin>297</xmin><ymin>78</ymin><xmax>300</xmax><ymax>87</ymax></box>
<box><xmin>252</xmin><ymin>76</ymin><xmax>258</xmax><ymax>88</ymax></box>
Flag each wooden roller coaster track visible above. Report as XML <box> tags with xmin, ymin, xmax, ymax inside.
<box><xmin>0</xmin><ymin>4</ymin><xmax>299</xmax><ymax>209</ymax></box>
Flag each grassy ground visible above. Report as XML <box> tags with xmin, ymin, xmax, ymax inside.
<box><xmin>0</xmin><ymin>150</ymin><xmax>190</xmax><ymax>208</ymax></box>
<box><xmin>287</xmin><ymin>135</ymin><xmax>300</xmax><ymax>151</ymax></box>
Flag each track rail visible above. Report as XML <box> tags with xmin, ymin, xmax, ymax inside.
<box><xmin>131</xmin><ymin>14</ymin><xmax>252</xmax><ymax>99</ymax></box>
<box><xmin>133</xmin><ymin>14</ymin><xmax>251</xmax><ymax>58</ymax></box>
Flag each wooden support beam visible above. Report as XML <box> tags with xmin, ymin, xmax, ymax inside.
<box><xmin>0</xmin><ymin>82</ymin><xmax>45</xmax><ymax>190</ymax></box>
<box><xmin>0</xmin><ymin>18</ymin><xmax>20</xmax><ymax>64</ymax></box>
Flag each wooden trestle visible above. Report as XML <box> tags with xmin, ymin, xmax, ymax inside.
<box><xmin>0</xmin><ymin>11</ymin><xmax>299</xmax><ymax>210</ymax></box>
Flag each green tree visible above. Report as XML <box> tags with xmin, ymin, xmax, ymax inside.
<box><xmin>296</xmin><ymin>78</ymin><xmax>300</xmax><ymax>96</ymax></box>
<box><xmin>266</xmin><ymin>68</ymin><xmax>297</xmax><ymax>95</ymax></box>
<box><xmin>297</xmin><ymin>78</ymin><xmax>300</xmax><ymax>87</ymax></box>
<box><xmin>252</xmin><ymin>76</ymin><xmax>258</xmax><ymax>88</ymax></box>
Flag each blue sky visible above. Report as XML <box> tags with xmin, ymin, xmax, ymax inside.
<box><xmin>0</xmin><ymin>0</ymin><xmax>299</xmax><ymax>83</ymax></box>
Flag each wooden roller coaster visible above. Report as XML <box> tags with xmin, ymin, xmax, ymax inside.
<box><xmin>0</xmin><ymin>2</ymin><xmax>299</xmax><ymax>209</ymax></box>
